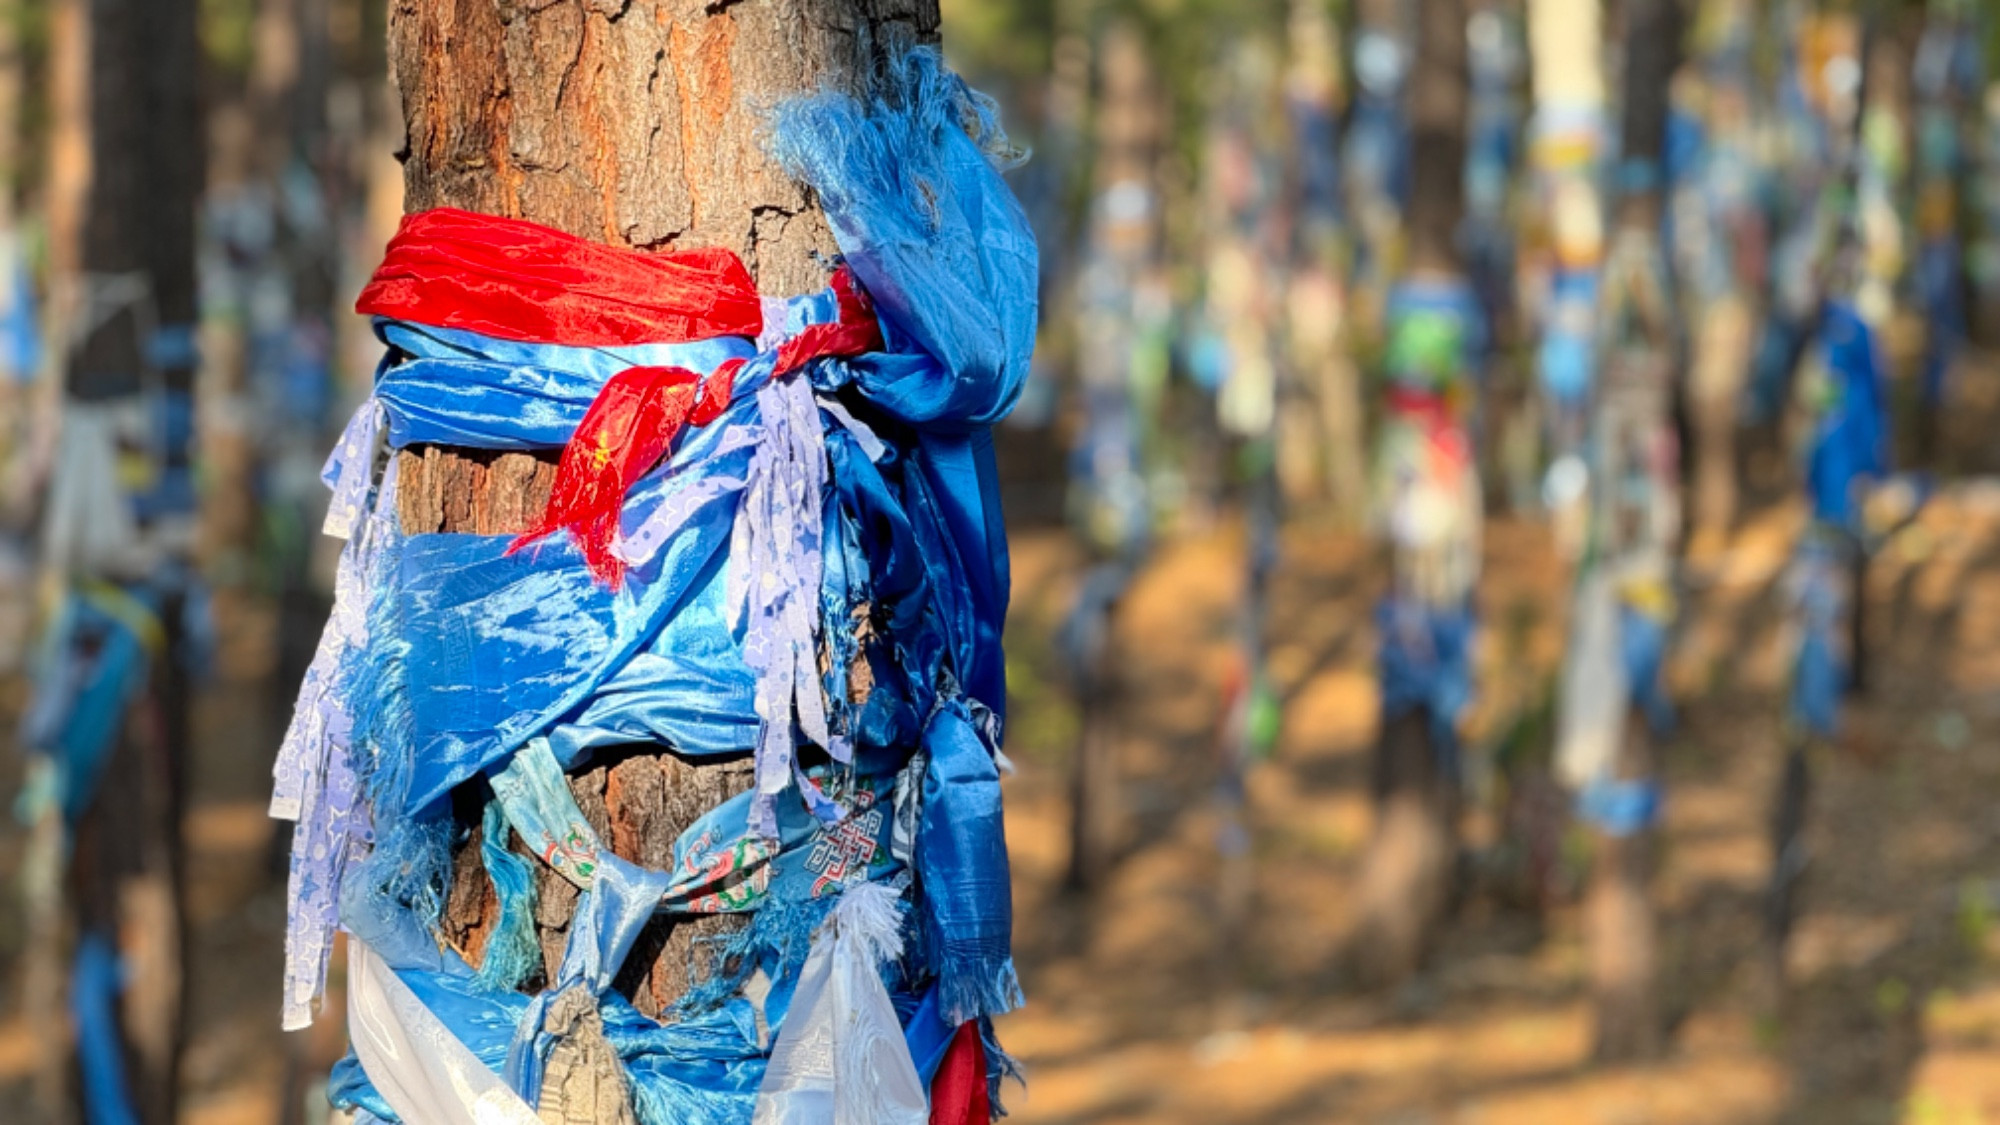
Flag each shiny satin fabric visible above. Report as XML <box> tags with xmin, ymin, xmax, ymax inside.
<box><xmin>375</xmin><ymin>325</ymin><xmax>769</xmax><ymax>813</ymax></box>
<box><xmin>916</xmin><ymin>701</ymin><xmax>1019</xmax><ymax>1025</ymax></box>
<box><xmin>357</xmin><ymin>207</ymin><xmax>764</xmax><ymax>347</ymax></box>
<box><xmin>334</xmin><ymin>765</ymin><xmax>937</xmax><ymax>1125</ymax></box>
<box><xmin>1808</xmin><ymin>300</ymin><xmax>1887</xmax><ymax>530</ymax></box>
<box><xmin>507</xmin><ymin>854</ymin><xmax>676</xmax><ymax>1105</ymax></box>
<box><xmin>312</xmin><ymin>44</ymin><xmax>1034</xmax><ymax>1124</ymax></box>
<box><xmin>374</xmin><ymin>320</ymin><xmax>757</xmax><ymax>452</ymax></box>
<box><xmin>346</xmin><ymin>939</ymin><xmax>543</xmax><ymax>1125</ymax></box>
<box><xmin>395</xmin><ymin>509</ymin><xmax>753</xmax><ymax>815</ymax></box>
<box><xmin>767</xmin><ymin>49</ymin><xmax>1036</xmax><ymax>719</ymax></box>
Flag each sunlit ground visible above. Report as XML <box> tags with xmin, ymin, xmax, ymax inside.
<box><xmin>3</xmin><ymin>362</ymin><xmax>2000</xmax><ymax>1124</ymax></box>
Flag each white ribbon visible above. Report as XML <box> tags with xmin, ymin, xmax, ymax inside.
<box><xmin>752</xmin><ymin>883</ymin><xmax>928</xmax><ymax>1125</ymax></box>
<box><xmin>347</xmin><ymin>939</ymin><xmax>542</xmax><ymax>1125</ymax></box>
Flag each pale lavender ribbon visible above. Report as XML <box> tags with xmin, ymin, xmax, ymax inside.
<box><xmin>272</xmin><ymin>399</ymin><xmax>393</xmax><ymax>1030</ymax></box>
<box><xmin>731</xmin><ymin>374</ymin><xmax>845</xmax><ymax>839</ymax></box>
<box><xmin>270</xmin><ymin>398</ymin><xmax>381</xmax><ymax>818</ymax></box>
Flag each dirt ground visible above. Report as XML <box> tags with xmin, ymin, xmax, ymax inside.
<box><xmin>996</xmin><ymin>486</ymin><xmax>2000</xmax><ymax>1125</ymax></box>
<box><xmin>2</xmin><ymin>366</ymin><xmax>2000</xmax><ymax>1123</ymax></box>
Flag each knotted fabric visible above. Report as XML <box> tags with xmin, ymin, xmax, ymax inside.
<box><xmin>271</xmin><ymin>48</ymin><xmax>1032</xmax><ymax>1125</ymax></box>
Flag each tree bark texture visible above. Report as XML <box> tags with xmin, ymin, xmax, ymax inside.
<box><xmin>1405</xmin><ymin>0</ymin><xmax>1468</xmax><ymax>275</ymax></box>
<box><xmin>66</xmin><ymin>0</ymin><xmax>203</xmax><ymax>401</ymax></box>
<box><xmin>1348</xmin><ymin>711</ymin><xmax>1458</xmax><ymax>987</ymax></box>
<box><xmin>389</xmin><ymin>0</ymin><xmax>939</xmax><ymax>1020</ymax></box>
<box><xmin>1586</xmin><ymin>713</ymin><xmax>1662</xmax><ymax>1059</ymax></box>
<box><xmin>390</xmin><ymin>0</ymin><xmax>938</xmax><ymax>298</ymax></box>
<box><xmin>1612</xmin><ymin>0</ymin><xmax>1679</xmax><ymax>234</ymax></box>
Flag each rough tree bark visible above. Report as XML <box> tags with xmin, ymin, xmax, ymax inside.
<box><xmin>1346</xmin><ymin>0</ymin><xmax>1469</xmax><ymax>990</ymax></box>
<box><xmin>388</xmin><ymin>0</ymin><xmax>939</xmax><ymax>1019</ymax></box>
<box><xmin>1585</xmin><ymin>0</ymin><xmax>1680</xmax><ymax>1064</ymax></box>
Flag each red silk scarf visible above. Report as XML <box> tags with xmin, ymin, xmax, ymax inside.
<box><xmin>356</xmin><ymin>207</ymin><xmax>763</xmax><ymax>347</ymax></box>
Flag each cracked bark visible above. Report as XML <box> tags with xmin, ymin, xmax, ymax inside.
<box><xmin>392</xmin><ymin>0</ymin><xmax>938</xmax><ymax>1020</ymax></box>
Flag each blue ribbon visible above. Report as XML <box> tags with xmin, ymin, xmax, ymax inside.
<box><xmin>74</xmin><ymin>935</ymin><xmax>142</xmax><ymax>1125</ymax></box>
<box><xmin>20</xmin><ymin>592</ymin><xmax>153</xmax><ymax>825</ymax></box>
<box><xmin>1576</xmin><ymin>776</ymin><xmax>1663</xmax><ymax>837</ymax></box>
<box><xmin>1376</xmin><ymin>596</ymin><xmax>1476</xmax><ymax>767</ymax></box>
<box><xmin>1620</xmin><ymin>605</ymin><xmax>1675</xmax><ymax>734</ymax></box>
<box><xmin>1809</xmin><ymin>301</ymin><xmax>1888</xmax><ymax>530</ymax></box>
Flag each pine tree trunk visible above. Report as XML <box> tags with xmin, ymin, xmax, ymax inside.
<box><xmin>388</xmin><ymin>0</ymin><xmax>939</xmax><ymax>1018</ymax></box>
<box><xmin>1283</xmin><ymin>0</ymin><xmax>1367</xmax><ymax>523</ymax></box>
<box><xmin>1347</xmin><ymin>0</ymin><xmax>1469</xmax><ymax>992</ymax></box>
<box><xmin>1586</xmin><ymin>0</ymin><xmax>1680</xmax><ymax>1064</ymax></box>
<box><xmin>42</xmin><ymin>0</ymin><xmax>201</xmax><ymax>1120</ymax></box>
<box><xmin>1064</xmin><ymin>19</ymin><xmax>1156</xmax><ymax>893</ymax></box>
<box><xmin>1405</xmin><ymin>0</ymin><xmax>1467</xmax><ymax>278</ymax></box>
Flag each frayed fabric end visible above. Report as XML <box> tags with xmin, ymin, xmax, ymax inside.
<box><xmin>980</xmin><ymin>1018</ymin><xmax>1025</xmax><ymax>1120</ymax></box>
<box><xmin>935</xmin><ymin>949</ymin><xmax>1023</xmax><ymax>1027</ymax></box>
<box><xmin>765</xmin><ymin>47</ymin><xmax>1023</xmax><ymax>243</ymax></box>
<box><xmin>474</xmin><ymin>801</ymin><xmax>543</xmax><ymax>993</ymax></box>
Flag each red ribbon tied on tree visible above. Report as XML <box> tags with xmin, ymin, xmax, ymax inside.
<box><xmin>507</xmin><ymin>361</ymin><xmax>726</xmax><ymax>585</ymax></box>
<box><xmin>356</xmin><ymin>207</ymin><xmax>763</xmax><ymax>346</ymax></box>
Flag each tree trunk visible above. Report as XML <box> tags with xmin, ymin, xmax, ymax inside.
<box><xmin>1585</xmin><ymin>0</ymin><xmax>1680</xmax><ymax>1064</ymax></box>
<box><xmin>1586</xmin><ymin>712</ymin><xmax>1663</xmax><ymax>1058</ymax></box>
<box><xmin>1524</xmin><ymin>0</ymin><xmax>1605</xmax><ymax>468</ymax></box>
<box><xmin>1683</xmin><ymin>0</ymin><xmax>1757</xmax><ymax>549</ymax></box>
<box><xmin>42</xmin><ymin>0</ymin><xmax>201</xmax><ymax>1120</ymax></box>
<box><xmin>1063</xmin><ymin>20</ymin><xmax>1157</xmax><ymax>892</ymax></box>
<box><xmin>1405</xmin><ymin>0</ymin><xmax>1467</xmax><ymax>278</ymax></box>
<box><xmin>389</xmin><ymin>0</ymin><xmax>938</xmax><ymax>1018</ymax></box>
<box><xmin>1282</xmin><ymin>0</ymin><xmax>1367</xmax><ymax>520</ymax></box>
<box><xmin>1349</xmin><ymin>711</ymin><xmax>1458</xmax><ymax>986</ymax></box>
<box><xmin>1346</xmin><ymin>0</ymin><xmax>1469</xmax><ymax>993</ymax></box>
<box><xmin>19</xmin><ymin>0</ymin><xmax>69</xmax><ymax>1115</ymax></box>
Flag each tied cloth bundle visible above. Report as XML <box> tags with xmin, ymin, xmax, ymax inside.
<box><xmin>269</xmin><ymin>49</ymin><xmax>1033</xmax><ymax>1125</ymax></box>
<box><xmin>1787</xmin><ymin>299</ymin><xmax>1891</xmax><ymax>738</ymax></box>
<box><xmin>1375</xmin><ymin>276</ymin><xmax>1484</xmax><ymax>761</ymax></box>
